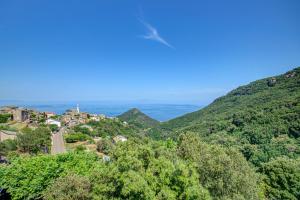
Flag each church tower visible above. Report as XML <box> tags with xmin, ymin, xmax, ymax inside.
<box><xmin>76</xmin><ymin>104</ymin><xmax>80</xmax><ymax>114</ymax></box>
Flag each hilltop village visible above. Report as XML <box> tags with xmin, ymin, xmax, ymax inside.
<box><xmin>0</xmin><ymin>104</ymin><xmax>120</xmax><ymax>127</ymax></box>
<box><xmin>0</xmin><ymin>105</ymin><xmax>129</xmax><ymax>157</ymax></box>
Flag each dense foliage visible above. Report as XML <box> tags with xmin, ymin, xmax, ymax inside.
<box><xmin>154</xmin><ymin>67</ymin><xmax>300</xmax><ymax>167</ymax></box>
<box><xmin>0</xmin><ymin>152</ymin><xmax>100</xmax><ymax>200</ymax></box>
<box><xmin>48</xmin><ymin>124</ymin><xmax>59</xmax><ymax>132</ymax></box>
<box><xmin>0</xmin><ymin>139</ymin><xmax>17</xmax><ymax>158</ymax></box>
<box><xmin>91</xmin><ymin>139</ymin><xmax>211</xmax><ymax>200</ymax></box>
<box><xmin>118</xmin><ymin>108</ymin><xmax>160</xmax><ymax>129</ymax></box>
<box><xmin>0</xmin><ymin>139</ymin><xmax>213</xmax><ymax>200</ymax></box>
<box><xmin>96</xmin><ymin>138</ymin><xmax>114</xmax><ymax>154</ymax></box>
<box><xmin>1</xmin><ymin>127</ymin><xmax>51</xmax><ymax>157</ymax></box>
<box><xmin>86</xmin><ymin>119</ymin><xmax>139</xmax><ymax>138</ymax></box>
<box><xmin>177</xmin><ymin>133</ymin><xmax>261</xmax><ymax>200</ymax></box>
<box><xmin>0</xmin><ymin>136</ymin><xmax>267</xmax><ymax>200</ymax></box>
<box><xmin>43</xmin><ymin>173</ymin><xmax>92</xmax><ymax>200</ymax></box>
<box><xmin>65</xmin><ymin>132</ymin><xmax>91</xmax><ymax>143</ymax></box>
<box><xmin>17</xmin><ymin>127</ymin><xmax>51</xmax><ymax>154</ymax></box>
<box><xmin>0</xmin><ymin>113</ymin><xmax>12</xmax><ymax>123</ymax></box>
<box><xmin>260</xmin><ymin>157</ymin><xmax>300</xmax><ymax>200</ymax></box>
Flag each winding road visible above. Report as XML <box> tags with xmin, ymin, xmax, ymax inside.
<box><xmin>51</xmin><ymin>127</ymin><xmax>66</xmax><ymax>155</ymax></box>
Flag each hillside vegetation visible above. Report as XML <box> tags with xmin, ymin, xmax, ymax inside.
<box><xmin>118</xmin><ymin>108</ymin><xmax>160</xmax><ymax>129</ymax></box>
<box><xmin>153</xmin><ymin>67</ymin><xmax>300</xmax><ymax>166</ymax></box>
<box><xmin>1</xmin><ymin>67</ymin><xmax>300</xmax><ymax>200</ymax></box>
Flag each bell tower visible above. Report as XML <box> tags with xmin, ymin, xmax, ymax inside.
<box><xmin>76</xmin><ymin>104</ymin><xmax>80</xmax><ymax>114</ymax></box>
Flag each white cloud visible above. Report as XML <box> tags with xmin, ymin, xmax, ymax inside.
<box><xmin>139</xmin><ymin>19</ymin><xmax>174</xmax><ymax>49</ymax></box>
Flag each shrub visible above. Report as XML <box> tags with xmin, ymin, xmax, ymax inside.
<box><xmin>65</xmin><ymin>133</ymin><xmax>90</xmax><ymax>143</ymax></box>
<box><xmin>91</xmin><ymin>140</ymin><xmax>211</xmax><ymax>200</ymax></box>
<box><xmin>96</xmin><ymin>138</ymin><xmax>113</xmax><ymax>154</ymax></box>
<box><xmin>74</xmin><ymin>125</ymin><xmax>92</xmax><ymax>135</ymax></box>
<box><xmin>0</xmin><ymin>139</ymin><xmax>17</xmax><ymax>158</ymax></box>
<box><xmin>0</xmin><ymin>152</ymin><xmax>101</xmax><ymax>200</ymax></box>
<box><xmin>177</xmin><ymin>133</ymin><xmax>261</xmax><ymax>200</ymax></box>
<box><xmin>48</xmin><ymin>124</ymin><xmax>59</xmax><ymax>132</ymax></box>
<box><xmin>43</xmin><ymin>173</ymin><xmax>92</xmax><ymax>200</ymax></box>
<box><xmin>17</xmin><ymin>127</ymin><xmax>51</xmax><ymax>154</ymax></box>
<box><xmin>75</xmin><ymin>145</ymin><xmax>87</xmax><ymax>152</ymax></box>
<box><xmin>0</xmin><ymin>114</ymin><xmax>12</xmax><ymax>123</ymax></box>
<box><xmin>260</xmin><ymin>157</ymin><xmax>300</xmax><ymax>200</ymax></box>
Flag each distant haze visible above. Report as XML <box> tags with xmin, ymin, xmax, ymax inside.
<box><xmin>0</xmin><ymin>101</ymin><xmax>201</xmax><ymax>121</ymax></box>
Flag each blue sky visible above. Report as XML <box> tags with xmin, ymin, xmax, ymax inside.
<box><xmin>0</xmin><ymin>0</ymin><xmax>299</xmax><ymax>105</ymax></box>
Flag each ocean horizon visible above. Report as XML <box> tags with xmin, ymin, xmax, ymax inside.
<box><xmin>0</xmin><ymin>101</ymin><xmax>201</xmax><ymax>122</ymax></box>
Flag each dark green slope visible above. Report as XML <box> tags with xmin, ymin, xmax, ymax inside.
<box><xmin>118</xmin><ymin>108</ymin><xmax>160</xmax><ymax>129</ymax></box>
<box><xmin>155</xmin><ymin>67</ymin><xmax>300</xmax><ymax>165</ymax></box>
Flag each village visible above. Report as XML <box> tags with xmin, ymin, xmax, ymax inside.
<box><xmin>0</xmin><ymin>104</ymin><xmax>128</xmax><ymax>159</ymax></box>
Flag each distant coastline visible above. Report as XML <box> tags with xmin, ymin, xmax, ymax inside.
<box><xmin>0</xmin><ymin>101</ymin><xmax>201</xmax><ymax>122</ymax></box>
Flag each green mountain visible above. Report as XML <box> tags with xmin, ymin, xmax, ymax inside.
<box><xmin>118</xmin><ymin>108</ymin><xmax>160</xmax><ymax>129</ymax></box>
<box><xmin>153</xmin><ymin>67</ymin><xmax>300</xmax><ymax>166</ymax></box>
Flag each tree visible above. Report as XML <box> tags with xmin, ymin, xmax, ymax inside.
<box><xmin>0</xmin><ymin>113</ymin><xmax>12</xmax><ymax>123</ymax></box>
<box><xmin>64</xmin><ymin>133</ymin><xmax>90</xmax><ymax>143</ymax></box>
<box><xmin>260</xmin><ymin>157</ymin><xmax>300</xmax><ymax>200</ymax></box>
<box><xmin>177</xmin><ymin>133</ymin><xmax>261</xmax><ymax>200</ymax></box>
<box><xmin>74</xmin><ymin>125</ymin><xmax>92</xmax><ymax>135</ymax></box>
<box><xmin>48</xmin><ymin>124</ymin><xmax>59</xmax><ymax>132</ymax></box>
<box><xmin>43</xmin><ymin>173</ymin><xmax>92</xmax><ymax>200</ymax></box>
<box><xmin>17</xmin><ymin>127</ymin><xmax>51</xmax><ymax>154</ymax></box>
<box><xmin>0</xmin><ymin>139</ymin><xmax>17</xmax><ymax>159</ymax></box>
<box><xmin>0</xmin><ymin>152</ymin><xmax>101</xmax><ymax>200</ymax></box>
<box><xmin>96</xmin><ymin>138</ymin><xmax>113</xmax><ymax>154</ymax></box>
<box><xmin>91</xmin><ymin>140</ymin><xmax>211</xmax><ymax>200</ymax></box>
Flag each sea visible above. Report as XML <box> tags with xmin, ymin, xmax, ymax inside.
<box><xmin>0</xmin><ymin>101</ymin><xmax>201</xmax><ymax>122</ymax></box>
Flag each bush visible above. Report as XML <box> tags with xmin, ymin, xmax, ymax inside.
<box><xmin>0</xmin><ymin>114</ymin><xmax>12</xmax><ymax>123</ymax></box>
<box><xmin>74</xmin><ymin>125</ymin><xmax>92</xmax><ymax>135</ymax></box>
<box><xmin>177</xmin><ymin>133</ymin><xmax>261</xmax><ymax>200</ymax></box>
<box><xmin>48</xmin><ymin>124</ymin><xmax>59</xmax><ymax>132</ymax></box>
<box><xmin>260</xmin><ymin>157</ymin><xmax>300</xmax><ymax>200</ymax></box>
<box><xmin>0</xmin><ymin>139</ymin><xmax>17</xmax><ymax>158</ymax></box>
<box><xmin>0</xmin><ymin>152</ymin><xmax>101</xmax><ymax>200</ymax></box>
<box><xmin>75</xmin><ymin>145</ymin><xmax>86</xmax><ymax>152</ymax></box>
<box><xmin>91</xmin><ymin>140</ymin><xmax>211</xmax><ymax>200</ymax></box>
<box><xmin>96</xmin><ymin>138</ymin><xmax>113</xmax><ymax>154</ymax></box>
<box><xmin>43</xmin><ymin>173</ymin><xmax>92</xmax><ymax>200</ymax></box>
<box><xmin>17</xmin><ymin>127</ymin><xmax>51</xmax><ymax>154</ymax></box>
<box><xmin>65</xmin><ymin>133</ymin><xmax>90</xmax><ymax>143</ymax></box>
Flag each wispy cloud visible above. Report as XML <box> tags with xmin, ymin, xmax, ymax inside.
<box><xmin>138</xmin><ymin>18</ymin><xmax>174</xmax><ymax>49</ymax></box>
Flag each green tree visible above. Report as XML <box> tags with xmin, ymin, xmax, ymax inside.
<box><xmin>17</xmin><ymin>127</ymin><xmax>51</xmax><ymax>154</ymax></box>
<box><xmin>64</xmin><ymin>133</ymin><xmax>90</xmax><ymax>143</ymax></box>
<box><xmin>96</xmin><ymin>138</ymin><xmax>114</xmax><ymax>154</ymax></box>
<box><xmin>74</xmin><ymin>125</ymin><xmax>92</xmax><ymax>135</ymax></box>
<box><xmin>177</xmin><ymin>133</ymin><xmax>261</xmax><ymax>200</ymax></box>
<box><xmin>0</xmin><ymin>139</ymin><xmax>17</xmax><ymax>159</ymax></box>
<box><xmin>0</xmin><ymin>113</ymin><xmax>12</xmax><ymax>123</ymax></box>
<box><xmin>0</xmin><ymin>152</ymin><xmax>101</xmax><ymax>200</ymax></box>
<box><xmin>91</xmin><ymin>140</ymin><xmax>211</xmax><ymax>200</ymax></box>
<box><xmin>260</xmin><ymin>157</ymin><xmax>300</xmax><ymax>200</ymax></box>
<box><xmin>43</xmin><ymin>173</ymin><xmax>92</xmax><ymax>200</ymax></box>
<box><xmin>48</xmin><ymin>124</ymin><xmax>59</xmax><ymax>132</ymax></box>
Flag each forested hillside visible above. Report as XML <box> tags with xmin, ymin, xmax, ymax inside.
<box><xmin>118</xmin><ymin>108</ymin><xmax>160</xmax><ymax>129</ymax></box>
<box><xmin>153</xmin><ymin>67</ymin><xmax>300</xmax><ymax>166</ymax></box>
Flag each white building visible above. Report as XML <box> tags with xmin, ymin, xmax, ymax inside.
<box><xmin>90</xmin><ymin>114</ymin><xmax>100</xmax><ymax>121</ymax></box>
<box><xmin>45</xmin><ymin>119</ymin><xmax>61</xmax><ymax>127</ymax></box>
<box><xmin>45</xmin><ymin>112</ymin><xmax>55</xmax><ymax>119</ymax></box>
<box><xmin>113</xmin><ymin>135</ymin><xmax>127</xmax><ymax>143</ymax></box>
